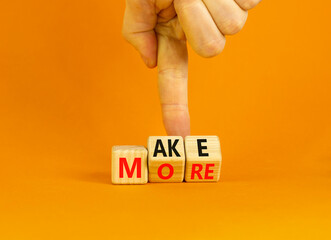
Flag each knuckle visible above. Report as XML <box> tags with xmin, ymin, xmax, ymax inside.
<box><xmin>174</xmin><ymin>0</ymin><xmax>196</xmax><ymax>12</ymax></box>
<box><xmin>199</xmin><ymin>38</ymin><xmax>226</xmax><ymax>58</ymax></box>
<box><xmin>121</xmin><ymin>27</ymin><xmax>129</xmax><ymax>40</ymax></box>
<box><xmin>158</xmin><ymin>68</ymin><xmax>187</xmax><ymax>81</ymax></box>
<box><xmin>122</xmin><ymin>28</ymin><xmax>134</xmax><ymax>44</ymax></box>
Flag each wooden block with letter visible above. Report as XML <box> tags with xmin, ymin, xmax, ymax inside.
<box><xmin>112</xmin><ymin>145</ymin><xmax>148</xmax><ymax>184</ymax></box>
<box><xmin>147</xmin><ymin>136</ymin><xmax>185</xmax><ymax>183</ymax></box>
<box><xmin>184</xmin><ymin>136</ymin><xmax>222</xmax><ymax>182</ymax></box>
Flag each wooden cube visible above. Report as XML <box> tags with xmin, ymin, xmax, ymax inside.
<box><xmin>184</xmin><ymin>136</ymin><xmax>222</xmax><ymax>182</ymax></box>
<box><xmin>147</xmin><ymin>136</ymin><xmax>185</xmax><ymax>183</ymax></box>
<box><xmin>112</xmin><ymin>145</ymin><xmax>148</xmax><ymax>184</ymax></box>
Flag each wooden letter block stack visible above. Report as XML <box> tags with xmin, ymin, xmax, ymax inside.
<box><xmin>148</xmin><ymin>136</ymin><xmax>185</xmax><ymax>183</ymax></box>
<box><xmin>111</xmin><ymin>136</ymin><xmax>222</xmax><ymax>184</ymax></box>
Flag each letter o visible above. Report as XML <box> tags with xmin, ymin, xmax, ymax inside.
<box><xmin>158</xmin><ymin>164</ymin><xmax>174</xmax><ymax>180</ymax></box>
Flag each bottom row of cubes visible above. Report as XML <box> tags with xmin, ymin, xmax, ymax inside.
<box><xmin>112</xmin><ymin>135</ymin><xmax>222</xmax><ymax>184</ymax></box>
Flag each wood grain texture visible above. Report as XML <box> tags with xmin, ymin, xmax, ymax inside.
<box><xmin>147</xmin><ymin>136</ymin><xmax>185</xmax><ymax>183</ymax></box>
<box><xmin>184</xmin><ymin>136</ymin><xmax>222</xmax><ymax>182</ymax></box>
<box><xmin>112</xmin><ymin>145</ymin><xmax>148</xmax><ymax>184</ymax></box>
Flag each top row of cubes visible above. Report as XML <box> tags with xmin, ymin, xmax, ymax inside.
<box><xmin>112</xmin><ymin>136</ymin><xmax>222</xmax><ymax>184</ymax></box>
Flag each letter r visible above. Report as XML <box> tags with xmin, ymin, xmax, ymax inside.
<box><xmin>191</xmin><ymin>164</ymin><xmax>203</xmax><ymax>180</ymax></box>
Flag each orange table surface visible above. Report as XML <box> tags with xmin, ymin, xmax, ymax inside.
<box><xmin>1</xmin><ymin>0</ymin><xmax>331</xmax><ymax>239</ymax></box>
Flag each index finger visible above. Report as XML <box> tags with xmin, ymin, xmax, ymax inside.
<box><xmin>156</xmin><ymin>22</ymin><xmax>191</xmax><ymax>138</ymax></box>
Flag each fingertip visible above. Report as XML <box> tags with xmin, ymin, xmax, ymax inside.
<box><xmin>196</xmin><ymin>37</ymin><xmax>226</xmax><ymax>58</ymax></box>
<box><xmin>162</xmin><ymin>105</ymin><xmax>191</xmax><ymax>139</ymax></box>
<box><xmin>142</xmin><ymin>55</ymin><xmax>157</xmax><ymax>68</ymax></box>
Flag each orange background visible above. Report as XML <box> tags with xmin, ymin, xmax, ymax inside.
<box><xmin>1</xmin><ymin>0</ymin><xmax>330</xmax><ymax>239</ymax></box>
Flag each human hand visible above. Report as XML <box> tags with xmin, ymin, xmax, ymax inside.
<box><xmin>122</xmin><ymin>0</ymin><xmax>261</xmax><ymax>138</ymax></box>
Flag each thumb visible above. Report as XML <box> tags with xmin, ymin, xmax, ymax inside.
<box><xmin>156</xmin><ymin>20</ymin><xmax>190</xmax><ymax>138</ymax></box>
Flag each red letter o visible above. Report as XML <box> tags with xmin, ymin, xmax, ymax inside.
<box><xmin>158</xmin><ymin>164</ymin><xmax>174</xmax><ymax>180</ymax></box>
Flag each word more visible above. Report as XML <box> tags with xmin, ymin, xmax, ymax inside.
<box><xmin>112</xmin><ymin>136</ymin><xmax>222</xmax><ymax>184</ymax></box>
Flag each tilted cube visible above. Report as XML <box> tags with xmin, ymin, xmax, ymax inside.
<box><xmin>147</xmin><ymin>136</ymin><xmax>185</xmax><ymax>183</ymax></box>
<box><xmin>184</xmin><ymin>136</ymin><xmax>222</xmax><ymax>182</ymax></box>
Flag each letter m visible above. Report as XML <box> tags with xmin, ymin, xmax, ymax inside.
<box><xmin>119</xmin><ymin>158</ymin><xmax>141</xmax><ymax>178</ymax></box>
